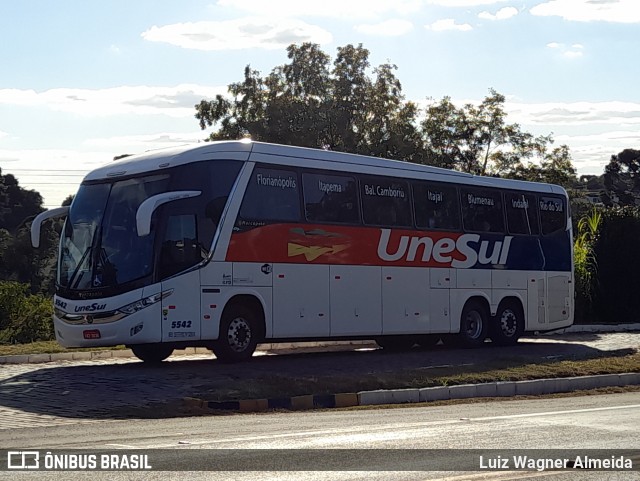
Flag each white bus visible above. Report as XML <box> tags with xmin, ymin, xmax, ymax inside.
<box><xmin>32</xmin><ymin>141</ymin><xmax>573</xmax><ymax>363</ymax></box>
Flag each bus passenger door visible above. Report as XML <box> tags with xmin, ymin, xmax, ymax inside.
<box><xmin>330</xmin><ymin>265</ymin><xmax>381</xmax><ymax>336</ymax></box>
<box><xmin>161</xmin><ymin>270</ymin><xmax>201</xmax><ymax>342</ymax></box>
<box><xmin>273</xmin><ymin>264</ymin><xmax>330</xmax><ymax>337</ymax></box>
<box><xmin>157</xmin><ymin>212</ymin><xmax>203</xmax><ymax>342</ymax></box>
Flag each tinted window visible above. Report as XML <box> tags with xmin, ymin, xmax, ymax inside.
<box><xmin>461</xmin><ymin>188</ymin><xmax>505</xmax><ymax>233</ymax></box>
<box><xmin>157</xmin><ymin>160</ymin><xmax>241</xmax><ymax>280</ymax></box>
<box><xmin>361</xmin><ymin>176</ymin><xmax>412</xmax><ymax>227</ymax></box>
<box><xmin>506</xmin><ymin>193</ymin><xmax>540</xmax><ymax>235</ymax></box>
<box><xmin>158</xmin><ymin>214</ymin><xmax>200</xmax><ymax>279</ymax></box>
<box><xmin>303</xmin><ymin>172</ymin><xmax>359</xmax><ymax>224</ymax></box>
<box><xmin>237</xmin><ymin>167</ymin><xmax>300</xmax><ymax>227</ymax></box>
<box><xmin>170</xmin><ymin>160</ymin><xmax>242</xmax><ymax>252</ymax></box>
<box><xmin>413</xmin><ymin>182</ymin><xmax>460</xmax><ymax>231</ymax></box>
<box><xmin>539</xmin><ymin>196</ymin><xmax>566</xmax><ymax>235</ymax></box>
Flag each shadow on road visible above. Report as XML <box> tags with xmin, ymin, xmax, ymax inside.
<box><xmin>0</xmin><ymin>337</ymin><xmax>635</xmax><ymax>420</ymax></box>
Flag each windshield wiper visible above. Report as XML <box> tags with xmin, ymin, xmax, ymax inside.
<box><xmin>69</xmin><ymin>225</ymin><xmax>103</xmax><ymax>289</ymax></box>
<box><xmin>68</xmin><ymin>245</ymin><xmax>92</xmax><ymax>289</ymax></box>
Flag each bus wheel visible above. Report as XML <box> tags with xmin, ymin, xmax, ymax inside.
<box><xmin>213</xmin><ymin>305</ymin><xmax>260</xmax><ymax>363</ymax></box>
<box><xmin>375</xmin><ymin>336</ymin><xmax>415</xmax><ymax>351</ymax></box>
<box><xmin>491</xmin><ymin>300</ymin><xmax>524</xmax><ymax>346</ymax></box>
<box><xmin>130</xmin><ymin>344</ymin><xmax>173</xmax><ymax>363</ymax></box>
<box><xmin>456</xmin><ymin>300</ymin><xmax>488</xmax><ymax>348</ymax></box>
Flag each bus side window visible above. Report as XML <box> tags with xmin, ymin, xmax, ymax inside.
<box><xmin>506</xmin><ymin>193</ymin><xmax>540</xmax><ymax>235</ymax></box>
<box><xmin>360</xmin><ymin>176</ymin><xmax>412</xmax><ymax>228</ymax></box>
<box><xmin>461</xmin><ymin>188</ymin><xmax>505</xmax><ymax>233</ymax></box>
<box><xmin>413</xmin><ymin>182</ymin><xmax>460</xmax><ymax>231</ymax></box>
<box><xmin>539</xmin><ymin>196</ymin><xmax>566</xmax><ymax>235</ymax></box>
<box><xmin>302</xmin><ymin>172</ymin><xmax>359</xmax><ymax>224</ymax></box>
<box><xmin>237</xmin><ymin>167</ymin><xmax>301</xmax><ymax>226</ymax></box>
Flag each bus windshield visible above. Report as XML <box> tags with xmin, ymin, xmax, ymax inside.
<box><xmin>58</xmin><ymin>174</ymin><xmax>170</xmax><ymax>290</ymax></box>
<box><xmin>57</xmin><ymin>160</ymin><xmax>243</xmax><ymax>293</ymax></box>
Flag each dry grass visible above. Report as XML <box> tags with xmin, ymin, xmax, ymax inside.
<box><xmin>197</xmin><ymin>351</ymin><xmax>640</xmax><ymax>401</ymax></box>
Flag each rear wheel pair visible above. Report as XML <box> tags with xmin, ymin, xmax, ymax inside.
<box><xmin>455</xmin><ymin>299</ymin><xmax>524</xmax><ymax>348</ymax></box>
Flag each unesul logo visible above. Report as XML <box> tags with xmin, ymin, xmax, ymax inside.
<box><xmin>377</xmin><ymin>229</ymin><xmax>512</xmax><ymax>268</ymax></box>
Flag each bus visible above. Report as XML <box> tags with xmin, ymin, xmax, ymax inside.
<box><xmin>31</xmin><ymin>140</ymin><xmax>573</xmax><ymax>363</ymax></box>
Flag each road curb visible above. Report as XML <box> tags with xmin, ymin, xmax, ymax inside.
<box><xmin>183</xmin><ymin>373</ymin><xmax>640</xmax><ymax>414</ymax></box>
<box><xmin>183</xmin><ymin>393</ymin><xmax>360</xmax><ymax>413</ymax></box>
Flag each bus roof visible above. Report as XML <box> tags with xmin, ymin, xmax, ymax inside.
<box><xmin>83</xmin><ymin>140</ymin><xmax>567</xmax><ymax>196</ymax></box>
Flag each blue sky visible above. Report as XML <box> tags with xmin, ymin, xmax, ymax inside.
<box><xmin>1</xmin><ymin>0</ymin><xmax>639</xmax><ymax>207</ymax></box>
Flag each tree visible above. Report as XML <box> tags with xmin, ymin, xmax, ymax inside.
<box><xmin>0</xmin><ymin>168</ymin><xmax>44</xmax><ymax>232</ymax></box>
<box><xmin>195</xmin><ymin>43</ymin><xmax>575</xmax><ymax>180</ymax></box>
<box><xmin>421</xmin><ymin>89</ymin><xmax>553</xmax><ymax>175</ymax></box>
<box><xmin>195</xmin><ymin>43</ymin><xmax>425</xmax><ymax>161</ymax></box>
<box><xmin>0</xmin><ymin>169</ymin><xmax>57</xmax><ymax>293</ymax></box>
<box><xmin>507</xmin><ymin>144</ymin><xmax>577</xmax><ymax>189</ymax></box>
<box><xmin>603</xmin><ymin>148</ymin><xmax>640</xmax><ymax>206</ymax></box>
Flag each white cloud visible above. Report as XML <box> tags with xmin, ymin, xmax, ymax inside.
<box><xmin>545</xmin><ymin>42</ymin><xmax>584</xmax><ymax>57</ymax></box>
<box><xmin>0</xmin><ymin>130</ymin><xmax>8</xmax><ymax>140</ymax></box>
<box><xmin>427</xmin><ymin>0</ymin><xmax>507</xmax><ymax>5</ymax></box>
<box><xmin>506</xmin><ymin>100</ymin><xmax>640</xmax><ymax>126</ymax></box>
<box><xmin>531</xmin><ymin>0</ymin><xmax>640</xmax><ymax>23</ymax></box>
<box><xmin>354</xmin><ymin>19</ymin><xmax>414</xmax><ymax>36</ymax></box>
<box><xmin>142</xmin><ymin>17</ymin><xmax>332</xmax><ymax>51</ymax></box>
<box><xmin>216</xmin><ymin>0</ymin><xmax>423</xmax><ymax>18</ymax></box>
<box><xmin>83</xmin><ymin>132</ymin><xmax>205</xmax><ymax>149</ymax></box>
<box><xmin>426</xmin><ymin>18</ymin><xmax>473</xmax><ymax>31</ymax></box>
<box><xmin>478</xmin><ymin>6</ymin><xmax>518</xmax><ymax>20</ymax></box>
<box><xmin>0</xmin><ymin>84</ymin><xmax>227</xmax><ymax>117</ymax></box>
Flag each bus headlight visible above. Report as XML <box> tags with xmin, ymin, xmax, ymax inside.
<box><xmin>117</xmin><ymin>289</ymin><xmax>173</xmax><ymax>315</ymax></box>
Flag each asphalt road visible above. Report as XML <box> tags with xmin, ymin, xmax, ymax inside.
<box><xmin>0</xmin><ymin>392</ymin><xmax>639</xmax><ymax>480</ymax></box>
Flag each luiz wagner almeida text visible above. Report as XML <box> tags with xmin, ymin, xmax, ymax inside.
<box><xmin>480</xmin><ymin>454</ymin><xmax>633</xmax><ymax>471</ymax></box>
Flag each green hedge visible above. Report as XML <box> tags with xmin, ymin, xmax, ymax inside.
<box><xmin>0</xmin><ymin>281</ymin><xmax>54</xmax><ymax>344</ymax></box>
<box><xmin>590</xmin><ymin>208</ymin><xmax>640</xmax><ymax>323</ymax></box>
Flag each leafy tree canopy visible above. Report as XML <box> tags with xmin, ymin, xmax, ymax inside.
<box><xmin>0</xmin><ymin>168</ymin><xmax>44</xmax><ymax>232</ymax></box>
<box><xmin>195</xmin><ymin>42</ymin><xmax>575</xmax><ymax>184</ymax></box>
<box><xmin>603</xmin><ymin>148</ymin><xmax>640</xmax><ymax>206</ymax></box>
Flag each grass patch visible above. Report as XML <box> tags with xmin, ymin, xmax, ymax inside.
<box><xmin>0</xmin><ymin>341</ymin><xmax>126</xmax><ymax>356</ymax></box>
<box><xmin>196</xmin><ymin>350</ymin><xmax>640</xmax><ymax>401</ymax></box>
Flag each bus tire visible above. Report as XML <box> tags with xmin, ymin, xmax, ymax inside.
<box><xmin>456</xmin><ymin>300</ymin><xmax>488</xmax><ymax>348</ymax></box>
<box><xmin>375</xmin><ymin>336</ymin><xmax>415</xmax><ymax>351</ymax></box>
<box><xmin>130</xmin><ymin>344</ymin><xmax>173</xmax><ymax>363</ymax></box>
<box><xmin>491</xmin><ymin>299</ymin><xmax>524</xmax><ymax>346</ymax></box>
<box><xmin>213</xmin><ymin>304</ymin><xmax>260</xmax><ymax>363</ymax></box>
